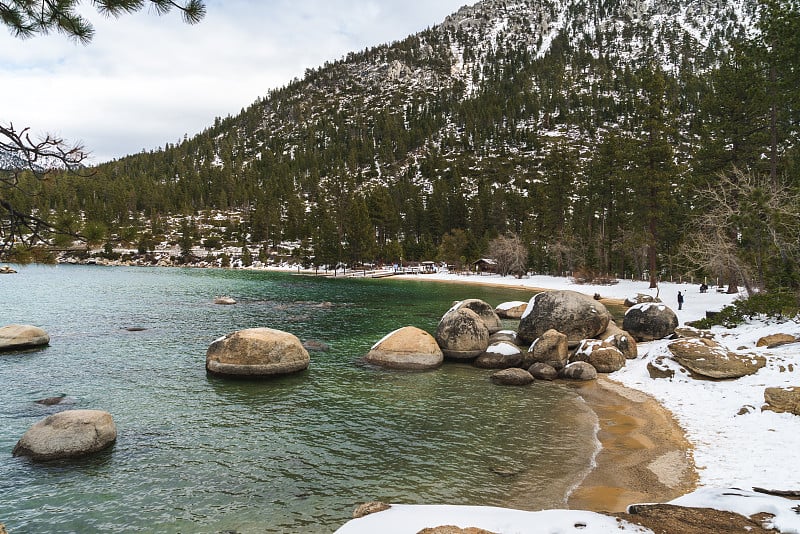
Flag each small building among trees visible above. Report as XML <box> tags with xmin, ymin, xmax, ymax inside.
<box><xmin>474</xmin><ymin>258</ymin><xmax>498</xmax><ymax>274</ymax></box>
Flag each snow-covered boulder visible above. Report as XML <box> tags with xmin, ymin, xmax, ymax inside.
<box><xmin>488</xmin><ymin>329</ymin><xmax>522</xmax><ymax>346</ymax></box>
<box><xmin>451</xmin><ymin>299</ymin><xmax>503</xmax><ymax>333</ymax></box>
<box><xmin>666</xmin><ymin>338</ymin><xmax>766</xmax><ymax>379</ymax></box>
<box><xmin>365</xmin><ymin>326</ymin><xmax>443</xmax><ymax>370</ymax></box>
<box><xmin>495</xmin><ymin>300</ymin><xmax>527</xmax><ymax>319</ymax></box>
<box><xmin>623</xmin><ymin>293</ymin><xmax>661</xmax><ymax>307</ymax></box>
<box><xmin>518</xmin><ymin>290</ymin><xmax>611</xmax><ymax>344</ymax></box>
<box><xmin>474</xmin><ymin>341</ymin><xmax>523</xmax><ymax>369</ymax></box>
<box><xmin>622</xmin><ymin>303</ymin><xmax>678</xmax><ymax>341</ymax></box>
<box><xmin>570</xmin><ymin>339</ymin><xmax>626</xmax><ymax>373</ymax></box>
<box><xmin>599</xmin><ymin>321</ymin><xmax>638</xmax><ymax>360</ymax></box>
<box><xmin>435</xmin><ymin>308</ymin><xmax>489</xmax><ymax>361</ymax></box>
<box><xmin>523</xmin><ymin>328</ymin><xmax>568</xmax><ymax>369</ymax></box>
<box><xmin>206</xmin><ymin>328</ymin><xmax>310</xmax><ymax>377</ymax></box>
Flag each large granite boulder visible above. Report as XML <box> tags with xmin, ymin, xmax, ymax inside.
<box><xmin>517</xmin><ymin>290</ymin><xmax>611</xmax><ymax>344</ymax></box>
<box><xmin>474</xmin><ymin>342</ymin><xmax>523</xmax><ymax>369</ymax></box>
<box><xmin>435</xmin><ymin>308</ymin><xmax>490</xmax><ymax>361</ymax></box>
<box><xmin>559</xmin><ymin>361</ymin><xmax>598</xmax><ymax>381</ymax></box>
<box><xmin>571</xmin><ymin>339</ymin><xmax>626</xmax><ymax>373</ymax></box>
<box><xmin>490</xmin><ymin>368</ymin><xmax>534</xmax><ymax>386</ymax></box>
<box><xmin>0</xmin><ymin>324</ymin><xmax>50</xmax><ymax>352</ymax></box>
<box><xmin>667</xmin><ymin>338</ymin><xmax>766</xmax><ymax>379</ymax></box>
<box><xmin>495</xmin><ymin>301</ymin><xmax>528</xmax><ymax>319</ymax></box>
<box><xmin>763</xmin><ymin>386</ymin><xmax>800</xmax><ymax>416</ymax></box>
<box><xmin>523</xmin><ymin>329</ymin><xmax>569</xmax><ymax>369</ymax></box>
<box><xmin>451</xmin><ymin>299</ymin><xmax>503</xmax><ymax>334</ymax></box>
<box><xmin>623</xmin><ymin>303</ymin><xmax>679</xmax><ymax>342</ymax></box>
<box><xmin>365</xmin><ymin>326</ymin><xmax>443</xmax><ymax>370</ymax></box>
<box><xmin>206</xmin><ymin>328</ymin><xmax>310</xmax><ymax>377</ymax></box>
<box><xmin>13</xmin><ymin>410</ymin><xmax>116</xmax><ymax>461</ymax></box>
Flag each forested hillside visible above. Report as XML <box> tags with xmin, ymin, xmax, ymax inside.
<box><xmin>5</xmin><ymin>0</ymin><xmax>800</xmax><ymax>294</ymax></box>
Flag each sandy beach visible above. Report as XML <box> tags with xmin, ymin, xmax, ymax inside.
<box><xmin>567</xmin><ymin>377</ymin><xmax>697</xmax><ymax>512</ymax></box>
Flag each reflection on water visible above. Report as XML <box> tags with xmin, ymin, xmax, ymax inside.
<box><xmin>0</xmin><ymin>266</ymin><xmax>597</xmax><ymax>533</ymax></box>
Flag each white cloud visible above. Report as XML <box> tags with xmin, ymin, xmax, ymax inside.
<box><xmin>1</xmin><ymin>0</ymin><xmax>469</xmax><ymax>163</ymax></box>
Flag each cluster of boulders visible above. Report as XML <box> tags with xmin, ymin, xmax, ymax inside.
<box><xmin>363</xmin><ymin>290</ymin><xmax>682</xmax><ymax>386</ymax></box>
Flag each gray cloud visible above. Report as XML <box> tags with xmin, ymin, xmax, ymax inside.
<box><xmin>1</xmin><ymin>1</ymin><xmax>468</xmax><ymax>163</ymax></box>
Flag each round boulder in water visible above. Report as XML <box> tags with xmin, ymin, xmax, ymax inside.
<box><xmin>435</xmin><ymin>308</ymin><xmax>489</xmax><ymax>361</ymax></box>
<box><xmin>206</xmin><ymin>328</ymin><xmax>310</xmax><ymax>377</ymax></box>
<box><xmin>559</xmin><ymin>361</ymin><xmax>598</xmax><ymax>381</ymax></box>
<box><xmin>622</xmin><ymin>303</ymin><xmax>679</xmax><ymax>342</ymax></box>
<box><xmin>365</xmin><ymin>326</ymin><xmax>443</xmax><ymax>370</ymax></box>
<box><xmin>0</xmin><ymin>324</ymin><xmax>50</xmax><ymax>352</ymax></box>
<box><xmin>474</xmin><ymin>341</ymin><xmax>523</xmax><ymax>369</ymax></box>
<box><xmin>452</xmin><ymin>299</ymin><xmax>503</xmax><ymax>333</ymax></box>
<box><xmin>490</xmin><ymin>368</ymin><xmax>534</xmax><ymax>386</ymax></box>
<box><xmin>517</xmin><ymin>291</ymin><xmax>611</xmax><ymax>344</ymax></box>
<box><xmin>13</xmin><ymin>409</ymin><xmax>116</xmax><ymax>461</ymax></box>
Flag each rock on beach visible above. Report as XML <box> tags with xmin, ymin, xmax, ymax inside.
<box><xmin>623</xmin><ymin>303</ymin><xmax>678</xmax><ymax>342</ymax></box>
<box><xmin>667</xmin><ymin>338</ymin><xmax>766</xmax><ymax>379</ymax></box>
<box><xmin>0</xmin><ymin>324</ymin><xmax>50</xmax><ymax>352</ymax></box>
<box><xmin>13</xmin><ymin>409</ymin><xmax>117</xmax><ymax>461</ymax></box>
<box><xmin>206</xmin><ymin>328</ymin><xmax>310</xmax><ymax>377</ymax></box>
<box><xmin>518</xmin><ymin>290</ymin><xmax>611</xmax><ymax>344</ymax></box>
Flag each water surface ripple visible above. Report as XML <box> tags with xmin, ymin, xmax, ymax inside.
<box><xmin>0</xmin><ymin>266</ymin><xmax>597</xmax><ymax>533</ymax></box>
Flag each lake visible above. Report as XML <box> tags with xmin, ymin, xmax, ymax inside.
<box><xmin>0</xmin><ymin>265</ymin><xmax>598</xmax><ymax>533</ymax></box>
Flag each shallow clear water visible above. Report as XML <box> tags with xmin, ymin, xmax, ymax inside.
<box><xmin>0</xmin><ymin>266</ymin><xmax>597</xmax><ymax>533</ymax></box>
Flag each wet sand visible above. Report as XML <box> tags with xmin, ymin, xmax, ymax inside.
<box><xmin>567</xmin><ymin>377</ymin><xmax>697</xmax><ymax>512</ymax></box>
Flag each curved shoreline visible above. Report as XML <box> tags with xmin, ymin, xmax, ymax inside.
<box><xmin>566</xmin><ymin>376</ymin><xmax>697</xmax><ymax>512</ymax></box>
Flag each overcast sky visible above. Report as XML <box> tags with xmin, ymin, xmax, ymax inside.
<box><xmin>1</xmin><ymin>1</ymin><xmax>469</xmax><ymax>164</ymax></box>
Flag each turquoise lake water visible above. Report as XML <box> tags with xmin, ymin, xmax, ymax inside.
<box><xmin>0</xmin><ymin>266</ymin><xmax>597</xmax><ymax>533</ymax></box>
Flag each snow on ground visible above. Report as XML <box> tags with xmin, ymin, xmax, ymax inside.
<box><xmin>334</xmin><ymin>272</ymin><xmax>800</xmax><ymax>533</ymax></box>
<box><xmin>335</xmin><ymin>505</ymin><xmax>655</xmax><ymax>534</ymax></box>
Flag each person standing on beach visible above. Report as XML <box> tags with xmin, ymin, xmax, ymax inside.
<box><xmin>677</xmin><ymin>291</ymin><xmax>684</xmax><ymax>310</ymax></box>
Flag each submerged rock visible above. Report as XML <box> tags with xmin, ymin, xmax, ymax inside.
<box><xmin>365</xmin><ymin>326</ymin><xmax>443</xmax><ymax>370</ymax></box>
<box><xmin>13</xmin><ymin>409</ymin><xmax>116</xmax><ymax>461</ymax></box>
<box><xmin>490</xmin><ymin>368</ymin><xmax>534</xmax><ymax>386</ymax></box>
<box><xmin>214</xmin><ymin>296</ymin><xmax>237</xmax><ymax>305</ymax></box>
<box><xmin>206</xmin><ymin>328</ymin><xmax>310</xmax><ymax>377</ymax></box>
<box><xmin>0</xmin><ymin>324</ymin><xmax>50</xmax><ymax>352</ymax></box>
